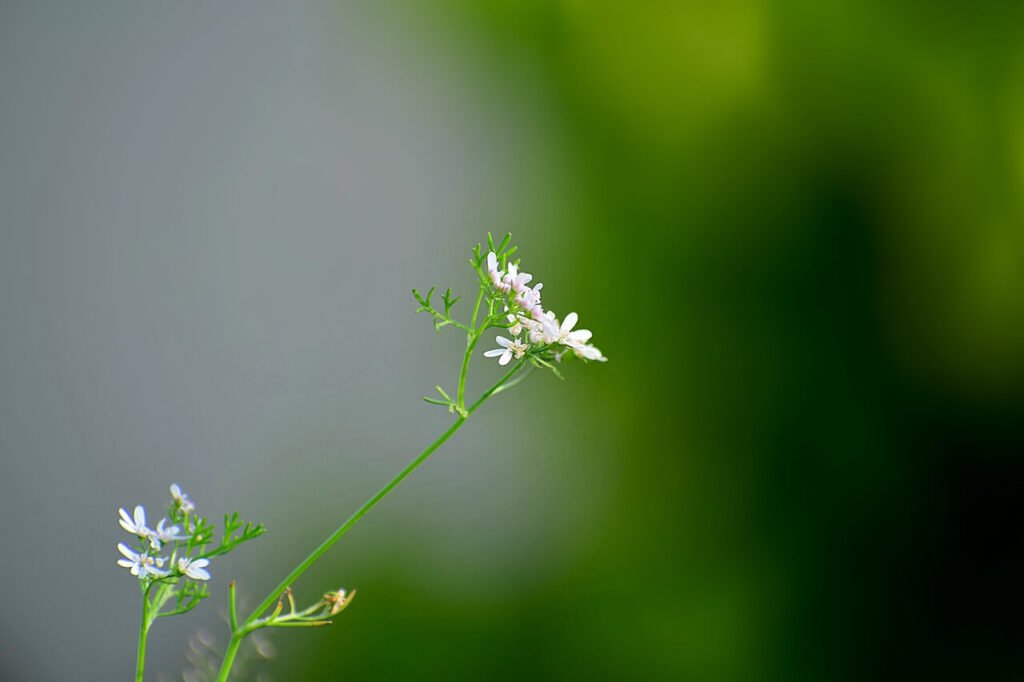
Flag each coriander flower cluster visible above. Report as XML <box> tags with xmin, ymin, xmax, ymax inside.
<box><xmin>483</xmin><ymin>250</ymin><xmax>606</xmax><ymax>365</ymax></box>
<box><xmin>115</xmin><ymin>483</ymin><xmax>263</xmax><ymax>679</ymax></box>
<box><xmin>115</xmin><ymin>484</ymin><xmax>211</xmax><ymax>582</ymax></box>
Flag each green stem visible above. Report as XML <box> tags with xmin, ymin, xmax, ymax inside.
<box><xmin>469</xmin><ymin>286</ymin><xmax>485</xmax><ymax>329</ymax></box>
<box><xmin>458</xmin><ymin>287</ymin><xmax>487</xmax><ymax>410</ymax></box>
<box><xmin>456</xmin><ymin>333</ymin><xmax>481</xmax><ymax>411</ymax></box>
<box><xmin>218</xmin><ymin>632</ymin><xmax>242</xmax><ymax>682</ymax></box>
<box><xmin>135</xmin><ymin>596</ymin><xmax>149</xmax><ymax>682</ymax></box>
<box><xmin>214</xmin><ymin>359</ymin><xmax>525</xmax><ymax>682</ymax></box>
<box><xmin>228</xmin><ymin>580</ymin><xmax>238</xmax><ymax>631</ymax></box>
<box><xmin>469</xmin><ymin>359</ymin><xmax>525</xmax><ymax>412</ymax></box>
<box><xmin>247</xmin><ymin>417</ymin><xmax>465</xmax><ymax>626</ymax></box>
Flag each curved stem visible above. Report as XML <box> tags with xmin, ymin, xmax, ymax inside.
<box><xmin>215</xmin><ymin>359</ymin><xmax>525</xmax><ymax>682</ymax></box>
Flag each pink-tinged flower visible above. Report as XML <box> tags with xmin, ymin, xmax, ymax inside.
<box><xmin>503</xmin><ymin>263</ymin><xmax>533</xmax><ymax>294</ymax></box>
<box><xmin>486</xmin><ymin>252</ymin><xmax>509</xmax><ymax>292</ymax></box>
<box><xmin>515</xmin><ymin>282</ymin><xmax>543</xmax><ymax>313</ymax></box>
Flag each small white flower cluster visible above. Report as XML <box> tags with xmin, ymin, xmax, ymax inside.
<box><xmin>484</xmin><ymin>250</ymin><xmax>606</xmax><ymax>365</ymax></box>
<box><xmin>116</xmin><ymin>484</ymin><xmax>211</xmax><ymax>582</ymax></box>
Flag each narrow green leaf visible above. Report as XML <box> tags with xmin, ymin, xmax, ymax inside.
<box><xmin>497</xmin><ymin>232</ymin><xmax>512</xmax><ymax>254</ymax></box>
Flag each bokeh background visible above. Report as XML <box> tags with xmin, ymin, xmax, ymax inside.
<box><xmin>2</xmin><ymin>1</ymin><xmax>1023</xmax><ymax>680</ymax></box>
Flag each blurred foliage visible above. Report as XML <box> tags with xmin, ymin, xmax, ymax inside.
<box><xmin>291</xmin><ymin>1</ymin><xmax>1023</xmax><ymax>679</ymax></box>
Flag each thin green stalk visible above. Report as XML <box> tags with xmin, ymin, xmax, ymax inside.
<box><xmin>456</xmin><ymin>333</ymin><xmax>481</xmax><ymax>411</ymax></box>
<box><xmin>469</xmin><ymin>286</ymin><xmax>485</xmax><ymax>329</ymax></box>
<box><xmin>215</xmin><ymin>359</ymin><xmax>525</xmax><ymax>682</ymax></box>
<box><xmin>457</xmin><ymin>286</ymin><xmax>487</xmax><ymax>410</ymax></box>
<box><xmin>238</xmin><ymin>416</ymin><xmax>464</xmax><ymax>627</ymax></box>
<box><xmin>136</xmin><ymin>596</ymin><xmax>150</xmax><ymax>682</ymax></box>
<box><xmin>218</xmin><ymin>633</ymin><xmax>242</xmax><ymax>681</ymax></box>
<box><xmin>228</xmin><ymin>581</ymin><xmax>238</xmax><ymax>631</ymax></box>
<box><xmin>468</xmin><ymin>359</ymin><xmax>524</xmax><ymax>413</ymax></box>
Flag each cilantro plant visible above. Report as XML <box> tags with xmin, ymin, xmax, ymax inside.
<box><xmin>116</xmin><ymin>234</ymin><xmax>605</xmax><ymax>680</ymax></box>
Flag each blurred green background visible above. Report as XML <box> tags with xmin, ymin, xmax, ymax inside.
<box><xmin>289</xmin><ymin>2</ymin><xmax>1024</xmax><ymax>680</ymax></box>
<box><xmin>1</xmin><ymin>1</ymin><xmax>1022</xmax><ymax>680</ymax></box>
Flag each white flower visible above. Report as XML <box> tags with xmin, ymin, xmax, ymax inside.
<box><xmin>152</xmin><ymin>519</ymin><xmax>188</xmax><ymax>548</ymax></box>
<box><xmin>534</xmin><ymin>313</ymin><xmax>560</xmax><ymax>344</ymax></box>
<box><xmin>553</xmin><ymin>312</ymin><xmax>593</xmax><ymax>348</ymax></box>
<box><xmin>574</xmin><ymin>343</ymin><xmax>607</xmax><ymax>362</ymax></box>
<box><xmin>177</xmin><ymin>557</ymin><xmax>211</xmax><ymax>581</ymax></box>
<box><xmin>486</xmin><ymin>252</ymin><xmax>509</xmax><ymax>292</ymax></box>
<box><xmin>483</xmin><ymin>336</ymin><xmax>529</xmax><ymax>365</ymax></box>
<box><xmin>527</xmin><ymin>315</ymin><xmax>550</xmax><ymax>344</ymax></box>
<box><xmin>117</xmin><ymin>543</ymin><xmax>169</xmax><ymax>579</ymax></box>
<box><xmin>118</xmin><ymin>505</ymin><xmax>152</xmax><ymax>540</ymax></box>
<box><xmin>170</xmin><ymin>483</ymin><xmax>195</xmax><ymax>514</ymax></box>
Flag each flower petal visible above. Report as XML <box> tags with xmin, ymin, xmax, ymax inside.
<box><xmin>561</xmin><ymin>312</ymin><xmax>578</xmax><ymax>333</ymax></box>
<box><xmin>568</xmin><ymin>329</ymin><xmax>592</xmax><ymax>344</ymax></box>
<box><xmin>119</xmin><ymin>516</ymin><xmax>135</xmax><ymax>534</ymax></box>
<box><xmin>189</xmin><ymin>566</ymin><xmax>211</xmax><ymax>581</ymax></box>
